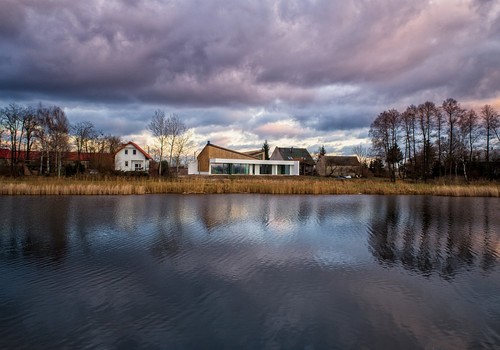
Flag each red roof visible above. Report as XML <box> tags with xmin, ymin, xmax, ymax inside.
<box><xmin>114</xmin><ymin>142</ymin><xmax>153</xmax><ymax>160</ymax></box>
<box><xmin>0</xmin><ymin>149</ymin><xmax>41</xmax><ymax>160</ymax></box>
<box><xmin>0</xmin><ymin>148</ymin><xmax>112</xmax><ymax>162</ymax></box>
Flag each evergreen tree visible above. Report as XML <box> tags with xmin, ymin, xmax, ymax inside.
<box><xmin>262</xmin><ymin>140</ymin><xmax>270</xmax><ymax>160</ymax></box>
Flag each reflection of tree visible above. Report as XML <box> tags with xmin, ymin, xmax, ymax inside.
<box><xmin>0</xmin><ymin>198</ymin><xmax>69</xmax><ymax>264</ymax></box>
<box><xmin>368</xmin><ymin>197</ymin><xmax>499</xmax><ymax>278</ymax></box>
<box><xmin>480</xmin><ymin>198</ymin><xmax>497</xmax><ymax>272</ymax></box>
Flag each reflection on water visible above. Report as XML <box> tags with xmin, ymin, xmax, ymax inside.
<box><xmin>0</xmin><ymin>195</ymin><xmax>499</xmax><ymax>349</ymax></box>
<box><xmin>367</xmin><ymin>196</ymin><xmax>499</xmax><ymax>277</ymax></box>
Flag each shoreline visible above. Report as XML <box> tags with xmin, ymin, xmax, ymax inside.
<box><xmin>0</xmin><ymin>177</ymin><xmax>499</xmax><ymax>197</ymax></box>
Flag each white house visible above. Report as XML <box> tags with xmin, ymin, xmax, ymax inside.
<box><xmin>114</xmin><ymin>142</ymin><xmax>152</xmax><ymax>172</ymax></box>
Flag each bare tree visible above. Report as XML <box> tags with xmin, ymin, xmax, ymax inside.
<box><xmin>352</xmin><ymin>144</ymin><xmax>370</xmax><ymax>176</ymax></box>
<box><xmin>147</xmin><ymin>110</ymin><xmax>169</xmax><ymax>176</ymax></box>
<box><xmin>148</xmin><ymin>111</ymin><xmax>187</xmax><ymax>176</ymax></box>
<box><xmin>36</xmin><ymin>105</ymin><xmax>70</xmax><ymax>177</ymax></box>
<box><xmin>442</xmin><ymin>98</ymin><xmax>464</xmax><ymax>177</ymax></box>
<box><xmin>49</xmin><ymin>107</ymin><xmax>70</xmax><ymax>177</ymax></box>
<box><xmin>352</xmin><ymin>144</ymin><xmax>368</xmax><ymax>166</ymax></box>
<box><xmin>22</xmin><ymin>106</ymin><xmax>39</xmax><ymax>163</ymax></box>
<box><xmin>172</xmin><ymin>129</ymin><xmax>194</xmax><ymax>172</ymax></box>
<box><xmin>0</xmin><ymin>103</ymin><xmax>25</xmax><ymax>175</ymax></box>
<box><xmin>400</xmin><ymin>105</ymin><xmax>417</xmax><ymax>178</ymax></box>
<box><xmin>458</xmin><ymin>109</ymin><xmax>480</xmax><ymax>181</ymax></box>
<box><xmin>104</xmin><ymin>134</ymin><xmax>123</xmax><ymax>154</ymax></box>
<box><xmin>480</xmin><ymin>105</ymin><xmax>499</xmax><ymax>179</ymax></box>
<box><xmin>36</xmin><ymin>104</ymin><xmax>52</xmax><ymax>174</ymax></box>
<box><xmin>369</xmin><ymin>109</ymin><xmax>401</xmax><ymax>182</ymax></box>
<box><xmin>434</xmin><ymin>108</ymin><xmax>445</xmax><ymax>177</ymax></box>
<box><xmin>165</xmin><ymin>114</ymin><xmax>186</xmax><ymax>167</ymax></box>
<box><xmin>72</xmin><ymin>121</ymin><xmax>97</xmax><ymax>173</ymax></box>
<box><xmin>417</xmin><ymin>102</ymin><xmax>438</xmax><ymax>180</ymax></box>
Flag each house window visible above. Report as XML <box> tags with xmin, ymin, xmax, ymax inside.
<box><xmin>232</xmin><ymin>164</ymin><xmax>249</xmax><ymax>175</ymax></box>
<box><xmin>125</xmin><ymin>150</ymin><xmax>128</xmax><ymax>155</ymax></box>
<box><xmin>125</xmin><ymin>161</ymin><xmax>129</xmax><ymax>167</ymax></box>
<box><xmin>133</xmin><ymin>150</ymin><xmax>137</xmax><ymax>155</ymax></box>
<box><xmin>135</xmin><ymin>163</ymin><xmax>142</xmax><ymax>170</ymax></box>
<box><xmin>260</xmin><ymin>165</ymin><xmax>272</xmax><ymax>175</ymax></box>
<box><xmin>277</xmin><ymin>165</ymin><xmax>290</xmax><ymax>175</ymax></box>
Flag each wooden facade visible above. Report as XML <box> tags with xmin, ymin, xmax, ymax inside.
<box><xmin>197</xmin><ymin>142</ymin><xmax>256</xmax><ymax>172</ymax></box>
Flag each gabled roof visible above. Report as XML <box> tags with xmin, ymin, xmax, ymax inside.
<box><xmin>274</xmin><ymin>147</ymin><xmax>315</xmax><ymax>165</ymax></box>
<box><xmin>243</xmin><ymin>149</ymin><xmax>265</xmax><ymax>160</ymax></box>
<box><xmin>320</xmin><ymin>156</ymin><xmax>360</xmax><ymax>166</ymax></box>
<box><xmin>200</xmin><ymin>142</ymin><xmax>257</xmax><ymax>160</ymax></box>
<box><xmin>115</xmin><ymin>142</ymin><xmax>152</xmax><ymax>160</ymax></box>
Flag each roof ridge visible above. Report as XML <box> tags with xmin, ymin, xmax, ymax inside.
<box><xmin>208</xmin><ymin>143</ymin><xmax>257</xmax><ymax>159</ymax></box>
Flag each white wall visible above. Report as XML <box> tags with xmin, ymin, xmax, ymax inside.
<box><xmin>115</xmin><ymin>145</ymin><xmax>149</xmax><ymax>171</ymax></box>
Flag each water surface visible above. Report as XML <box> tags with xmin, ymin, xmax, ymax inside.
<box><xmin>0</xmin><ymin>195</ymin><xmax>499</xmax><ymax>349</ymax></box>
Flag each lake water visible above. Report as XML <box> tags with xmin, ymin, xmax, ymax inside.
<box><xmin>0</xmin><ymin>194</ymin><xmax>499</xmax><ymax>349</ymax></box>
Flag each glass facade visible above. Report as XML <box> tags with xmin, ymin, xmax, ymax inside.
<box><xmin>260</xmin><ymin>165</ymin><xmax>272</xmax><ymax>175</ymax></box>
<box><xmin>210</xmin><ymin>162</ymin><xmax>293</xmax><ymax>175</ymax></box>
<box><xmin>211</xmin><ymin>163</ymin><xmax>251</xmax><ymax>175</ymax></box>
<box><xmin>277</xmin><ymin>165</ymin><xmax>290</xmax><ymax>175</ymax></box>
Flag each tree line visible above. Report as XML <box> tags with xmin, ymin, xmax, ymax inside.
<box><xmin>0</xmin><ymin>103</ymin><xmax>123</xmax><ymax>176</ymax></box>
<box><xmin>0</xmin><ymin>103</ymin><xmax>194</xmax><ymax>177</ymax></box>
<box><xmin>369</xmin><ymin>98</ymin><xmax>500</xmax><ymax>181</ymax></box>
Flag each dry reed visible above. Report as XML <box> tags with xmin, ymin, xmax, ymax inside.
<box><xmin>0</xmin><ymin>177</ymin><xmax>498</xmax><ymax>197</ymax></box>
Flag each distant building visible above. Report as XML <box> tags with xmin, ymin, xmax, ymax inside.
<box><xmin>316</xmin><ymin>156</ymin><xmax>360</xmax><ymax>177</ymax></box>
<box><xmin>188</xmin><ymin>141</ymin><xmax>299</xmax><ymax>175</ymax></box>
<box><xmin>114</xmin><ymin>142</ymin><xmax>152</xmax><ymax>172</ymax></box>
<box><xmin>243</xmin><ymin>149</ymin><xmax>266</xmax><ymax>160</ymax></box>
<box><xmin>270</xmin><ymin>147</ymin><xmax>315</xmax><ymax>175</ymax></box>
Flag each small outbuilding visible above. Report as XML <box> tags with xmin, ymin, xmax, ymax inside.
<box><xmin>316</xmin><ymin>156</ymin><xmax>360</xmax><ymax>177</ymax></box>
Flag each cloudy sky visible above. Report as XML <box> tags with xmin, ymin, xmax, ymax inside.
<box><xmin>1</xmin><ymin>0</ymin><xmax>499</xmax><ymax>155</ymax></box>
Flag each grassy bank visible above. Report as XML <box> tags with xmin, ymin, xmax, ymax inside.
<box><xmin>0</xmin><ymin>176</ymin><xmax>499</xmax><ymax>197</ymax></box>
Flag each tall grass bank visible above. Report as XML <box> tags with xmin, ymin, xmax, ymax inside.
<box><xmin>1</xmin><ymin>177</ymin><xmax>499</xmax><ymax>197</ymax></box>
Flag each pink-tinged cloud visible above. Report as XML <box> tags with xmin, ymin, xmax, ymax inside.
<box><xmin>0</xmin><ymin>0</ymin><xmax>499</xmax><ymax>152</ymax></box>
<box><xmin>254</xmin><ymin>121</ymin><xmax>307</xmax><ymax>139</ymax></box>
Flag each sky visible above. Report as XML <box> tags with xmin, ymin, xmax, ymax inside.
<box><xmin>1</xmin><ymin>0</ymin><xmax>500</xmax><ymax>155</ymax></box>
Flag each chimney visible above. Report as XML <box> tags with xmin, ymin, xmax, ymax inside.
<box><xmin>207</xmin><ymin>140</ymin><xmax>211</xmax><ymax>145</ymax></box>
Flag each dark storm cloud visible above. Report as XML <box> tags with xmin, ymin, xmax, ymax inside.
<box><xmin>293</xmin><ymin>107</ymin><xmax>376</xmax><ymax>132</ymax></box>
<box><xmin>0</xmin><ymin>0</ymin><xmax>499</xmax><ymax>151</ymax></box>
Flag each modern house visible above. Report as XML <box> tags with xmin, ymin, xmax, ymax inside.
<box><xmin>316</xmin><ymin>156</ymin><xmax>360</xmax><ymax>177</ymax></box>
<box><xmin>114</xmin><ymin>142</ymin><xmax>152</xmax><ymax>172</ymax></box>
<box><xmin>188</xmin><ymin>142</ymin><xmax>299</xmax><ymax>175</ymax></box>
<box><xmin>270</xmin><ymin>147</ymin><xmax>315</xmax><ymax>175</ymax></box>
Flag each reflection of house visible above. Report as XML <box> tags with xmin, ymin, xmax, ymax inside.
<box><xmin>316</xmin><ymin>156</ymin><xmax>360</xmax><ymax>177</ymax></box>
<box><xmin>114</xmin><ymin>142</ymin><xmax>152</xmax><ymax>172</ymax></box>
<box><xmin>270</xmin><ymin>147</ymin><xmax>315</xmax><ymax>175</ymax></box>
<box><xmin>188</xmin><ymin>141</ymin><xmax>299</xmax><ymax>175</ymax></box>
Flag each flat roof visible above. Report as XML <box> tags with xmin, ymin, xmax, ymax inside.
<box><xmin>211</xmin><ymin>158</ymin><xmax>298</xmax><ymax>165</ymax></box>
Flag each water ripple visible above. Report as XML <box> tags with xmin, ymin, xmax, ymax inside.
<box><xmin>0</xmin><ymin>195</ymin><xmax>499</xmax><ymax>349</ymax></box>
